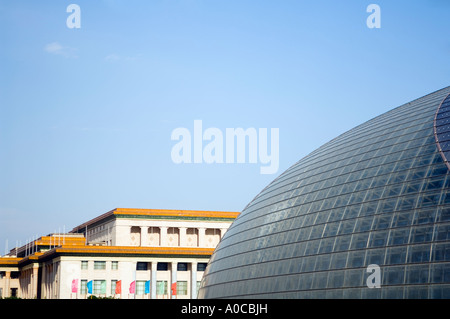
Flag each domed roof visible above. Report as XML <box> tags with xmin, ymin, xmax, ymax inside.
<box><xmin>199</xmin><ymin>87</ymin><xmax>450</xmax><ymax>299</ymax></box>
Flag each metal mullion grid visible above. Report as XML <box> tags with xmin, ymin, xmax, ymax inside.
<box><xmin>233</xmin><ymin>143</ymin><xmax>442</xmax><ymax>231</ymax></box>
<box><xmin>212</xmin><ymin>186</ymin><xmax>450</xmax><ymax>270</ymax></box>
<box><xmin>252</xmin><ymin>120</ymin><xmax>436</xmax><ymax>204</ymax></box>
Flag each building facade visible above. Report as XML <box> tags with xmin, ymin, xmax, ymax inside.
<box><xmin>0</xmin><ymin>208</ymin><xmax>239</xmax><ymax>299</ymax></box>
<box><xmin>199</xmin><ymin>87</ymin><xmax>450</xmax><ymax>299</ymax></box>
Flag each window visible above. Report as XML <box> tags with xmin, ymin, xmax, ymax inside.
<box><xmin>323</xmin><ymin>222</ymin><xmax>339</xmax><ymax>237</ymax></box>
<box><xmin>318</xmin><ymin>237</ymin><xmax>335</xmax><ymax>253</ymax></box>
<box><xmin>111</xmin><ymin>261</ymin><xmax>118</xmax><ymax>270</ymax></box>
<box><xmin>347</xmin><ymin>250</ymin><xmax>365</xmax><ymax>268</ymax></box>
<box><xmin>413</xmin><ymin>209</ymin><xmax>437</xmax><ymax>225</ymax></box>
<box><xmin>81</xmin><ymin>261</ymin><xmax>88</xmax><ymax>270</ymax></box>
<box><xmin>93</xmin><ymin>280</ymin><xmax>106</xmax><ymax>294</ymax></box>
<box><xmin>156</xmin><ymin>281</ymin><xmax>167</xmax><ymax>295</ymax></box>
<box><xmin>312</xmin><ymin>272</ymin><xmax>328</xmax><ymax>289</ymax></box>
<box><xmin>80</xmin><ymin>280</ymin><xmax>87</xmax><ymax>294</ymax></box>
<box><xmin>197</xmin><ymin>263</ymin><xmax>207</xmax><ymax>271</ymax></box>
<box><xmin>177</xmin><ymin>263</ymin><xmax>188</xmax><ymax>271</ymax></box>
<box><xmin>157</xmin><ymin>262</ymin><xmax>168</xmax><ymax>271</ymax></box>
<box><xmin>371</xmin><ymin>214</ymin><xmax>392</xmax><ymax>230</ymax></box>
<box><xmin>94</xmin><ymin>261</ymin><xmax>106</xmax><ymax>270</ymax></box>
<box><xmin>111</xmin><ymin>280</ymin><xmax>117</xmax><ymax>295</ymax></box>
<box><xmin>368</xmin><ymin>230</ymin><xmax>388</xmax><ymax>248</ymax></box>
<box><xmin>330</xmin><ymin>252</ymin><xmax>348</xmax><ymax>269</ymax></box>
<box><xmin>430</xmin><ymin>263</ymin><xmax>450</xmax><ymax>283</ymax></box>
<box><xmin>350</xmin><ymin>232</ymin><xmax>369</xmax><ymax>250</ymax></box>
<box><xmin>410</xmin><ymin>225</ymin><xmax>434</xmax><ymax>243</ymax></box>
<box><xmin>385</xmin><ymin>246</ymin><xmax>407</xmax><ymax>265</ymax></box>
<box><xmin>177</xmin><ymin>281</ymin><xmax>188</xmax><ymax>295</ymax></box>
<box><xmin>343</xmin><ymin>269</ymin><xmax>363</xmax><ymax>288</ymax></box>
<box><xmin>382</xmin><ymin>266</ymin><xmax>405</xmax><ymax>286</ymax></box>
<box><xmin>432</xmin><ymin>243</ymin><xmax>450</xmax><ymax>261</ymax></box>
<box><xmin>406</xmin><ymin>265</ymin><xmax>429</xmax><ymax>284</ymax></box>
<box><xmin>136</xmin><ymin>281</ymin><xmax>146</xmax><ymax>295</ymax></box>
<box><xmin>365</xmin><ymin>248</ymin><xmax>385</xmax><ymax>266</ymax></box>
<box><xmin>327</xmin><ymin>270</ymin><xmax>345</xmax><ymax>288</ymax></box>
<box><xmin>136</xmin><ymin>262</ymin><xmax>148</xmax><ymax>271</ymax></box>
<box><xmin>334</xmin><ymin>235</ymin><xmax>351</xmax><ymax>251</ymax></box>
<box><xmin>408</xmin><ymin>244</ymin><xmax>431</xmax><ymax>263</ymax></box>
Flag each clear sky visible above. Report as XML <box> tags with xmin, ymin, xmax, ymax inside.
<box><xmin>0</xmin><ymin>0</ymin><xmax>449</xmax><ymax>253</ymax></box>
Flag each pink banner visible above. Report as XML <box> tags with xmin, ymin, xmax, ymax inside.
<box><xmin>129</xmin><ymin>280</ymin><xmax>135</xmax><ymax>294</ymax></box>
<box><xmin>71</xmin><ymin>279</ymin><xmax>78</xmax><ymax>293</ymax></box>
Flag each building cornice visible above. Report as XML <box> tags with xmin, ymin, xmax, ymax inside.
<box><xmin>3</xmin><ymin>245</ymin><xmax>215</xmax><ymax>268</ymax></box>
<box><xmin>38</xmin><ymin>245</ymin><xmax>215</xmax><ymax>262</ymax></box>
<box><xmin>70</xmin><ymin>208</ymin><xmax>240</xmax><ymax>232</ymax></box>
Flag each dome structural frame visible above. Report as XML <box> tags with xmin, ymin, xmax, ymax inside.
<box><xmin>199</xmin><ymin>86</ymin><xmax>450</xmax><ymax>299</ymax></box>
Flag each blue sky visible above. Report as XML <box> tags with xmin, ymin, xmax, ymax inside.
<box><xmin>0</xmin><ymin>0</ymin><xmax>449</xmax><ymax>252</ymax></box>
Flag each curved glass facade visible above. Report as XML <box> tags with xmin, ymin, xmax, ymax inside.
<box><xmin>199</xmin><ymin>86</ymin><xmax>450</xmax><ymax>299</ymax></box>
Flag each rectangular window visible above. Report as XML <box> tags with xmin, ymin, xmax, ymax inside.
<box><xmin>347</xmin><ymin>250</ymin><xmax>365</xmax><ymax>268</ymax></box>
<box><xmin>430</xmin><ymin>263</ymin><xmax>450</xmax><ymax>283</ymax></box>
<box><xmin>177</xmin><ymin>263</ymin><xmax>188</xmax><ymax>271</ymax></box>
<box><xmin>136</xmin><ymin>262</ymin><xmax>148</xmax><ymax>271</ymax></box>
<box><xmin>408</xmin><ymin>244</ymin><xmax>432</xmax><ymax>263</ymax></box>
<box><xmin>177</xmin><ymin>281</ymin><xmax>188</xmax><ymax>295</ymax></box>
<box><xmin>334</xmin><ymin>235</ymin><xmax>352</xmax><ymax>251</ymax></box>
<box><xmin>330</xmin><ymin>252</ymin><xmax>348</xmax><ymax>269</ymax></box>
<box><xmin>94</xmin><ymin>261</ymin><xmax>106</xmax><ymax>270</ymax></box>
<box><xmin>197</xmin><ymin>263</ymin><xmax>207</xmax><ymax>271</ymax></box>
<box><xmin>80</xmin><ymin>280</ymin><xmax>87</xmax><ymax>295</ymax></box>
<box><xmin>368</xmin><ymin>230</ymin><xmax>388</xmax><ymax>248</ymax></box>
<box><xmin>157</xmin><ymin>262</ymin><xmax>168</xmax><ymax>271</ymax></box>
<box><xmin>365</xmin><ymin>248</ymin><xmax>385</xmax><ymax>266</ymax></box>
<box><xmin>382</xmin><ymin>266</ymin><xmax>405</xmax><ymax>286</ymax></box>
<box><xmin>318</xmin><ymin>237</ymin><xmax>335</xmax><ymax>253</ymax></box>
<box><xmin>93</xmin><ymin>280</ymin><xmax>106</xmax><ymax>294</ymax></box>
<box><xmin>156</xmin><ymin>281</ymin><xmax>167</xmax><ymax>295</ymax></box>
<box><xmin>386</xmin><ymin>246</ymin><xmax>407</xmax><ymax>265</ymax></box>
<box><xmin>388</xmin><ymin>228</ymin><xmax>411</xmax><ymax>246</ymax></box>
<box><xmin>327</xmin><ymin>270</ymin><xmax>345</xmax><ymax>289</ymax></box>
<box><xmin>136</xmin><ymin>280</ymin><xmax>146</xmax><ymax>295</ymax></box>
<box><xmin>111</xmin><ymin>261</ymin><xmax>118</xmax><ymax>270</ymax></box>
<box><xmin>406</xmin><ymin>265</ymin><xmax>429</xmax><ymax>284</ymax></box>
<box><xmin>111</xmin><ymin>280</ymin><xmax>117</xmax><ymax>295</ymax></box>
<box><xmin>410</xmin><ymin>225</ymin><xmax>434</xmax><ymax>243</ymax></box>
<box><xmin>432</xmin><ymin>243</ymin><xmax>450</xmax><ymax>261</ymax></box>
<box><xmin>81</xmin><ymin>261</ymin><xmax>88</xmax><ymax>270</ymax></box>
<box><xmin>350</xmin><ymin>232</ymin><xmax>369</xmax><ymax>250</ymax></box>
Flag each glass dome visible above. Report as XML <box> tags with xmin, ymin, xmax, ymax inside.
<box><xmin>199</xmin><ymin>87</ymin><xmax>450</xmax><ymax>299</ymax></box>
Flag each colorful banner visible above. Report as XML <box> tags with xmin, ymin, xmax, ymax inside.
<box><xmin>145</xmin><ymin>280</ymin><xmax>150</xmax><ymax>294</ymax></box>
<box><xmin>129</xmin><ymin>280</ymin><xmax>136</xmax><ymax>294</ymax></box>
<box><xmin>71</xmin><ymin>279</ymin><xmax>78</xmax><ymax>293</ymax></box>
<box><xmin>115</xmin><ymin>280</ymin><xmax>122</xmax><ymax>294</ymax></box>
<box><xmin>171</xmin><ymin>282</ymin><xmax>177</xmax><ymax>295</ymax></box>
<box><xmin>87</xmin><ymin>280</ymin><xmax>93</xmax><ymax>294</ymax></box>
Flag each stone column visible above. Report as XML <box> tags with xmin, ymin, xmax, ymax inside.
<box><xmin>151</xmin><ymin>262</ymin><xmax>157</xmax><ymax>299</ymax></box>
<box><xmin>198</xmin><ymin>228</ymin><xmax>206</xmax><ymax>248</ymax></box>
<box><xmin>160</xmin><ymin>227</ymin><xmax>168</xmax><ymax>246</ymax></box>
<box><xmin>179</xmin><ymin>227</ymin><xmax>187</xmax><ymax>247</ymax></box>
<box><xmin>5</xmin><ymin>271</ymin><xmax>11</xmax><ymax>298</ymax></box>
<box><xmin>191</xmin><ymin>262</ymin><xmax>197</xmax><ymax>299</ymax></box>
<box><xmin>140</xmin><ymin>226</ymin><xmax>149</xmax><ymax>246</ymax></box>
<box><xmin>171</xmin><ymin>262</ymin><xmax>177</xmax><ymax>299</ymax></box>
<box><xmin>32</xmin><ymin>264</ymin><xmax>39</xmax><ymax>299</ymax></box>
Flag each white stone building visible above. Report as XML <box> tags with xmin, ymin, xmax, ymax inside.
<box><xmin>0</xmin><ymin>208</ymin><xmax>239</xmax><ymax>299</ymax></box>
